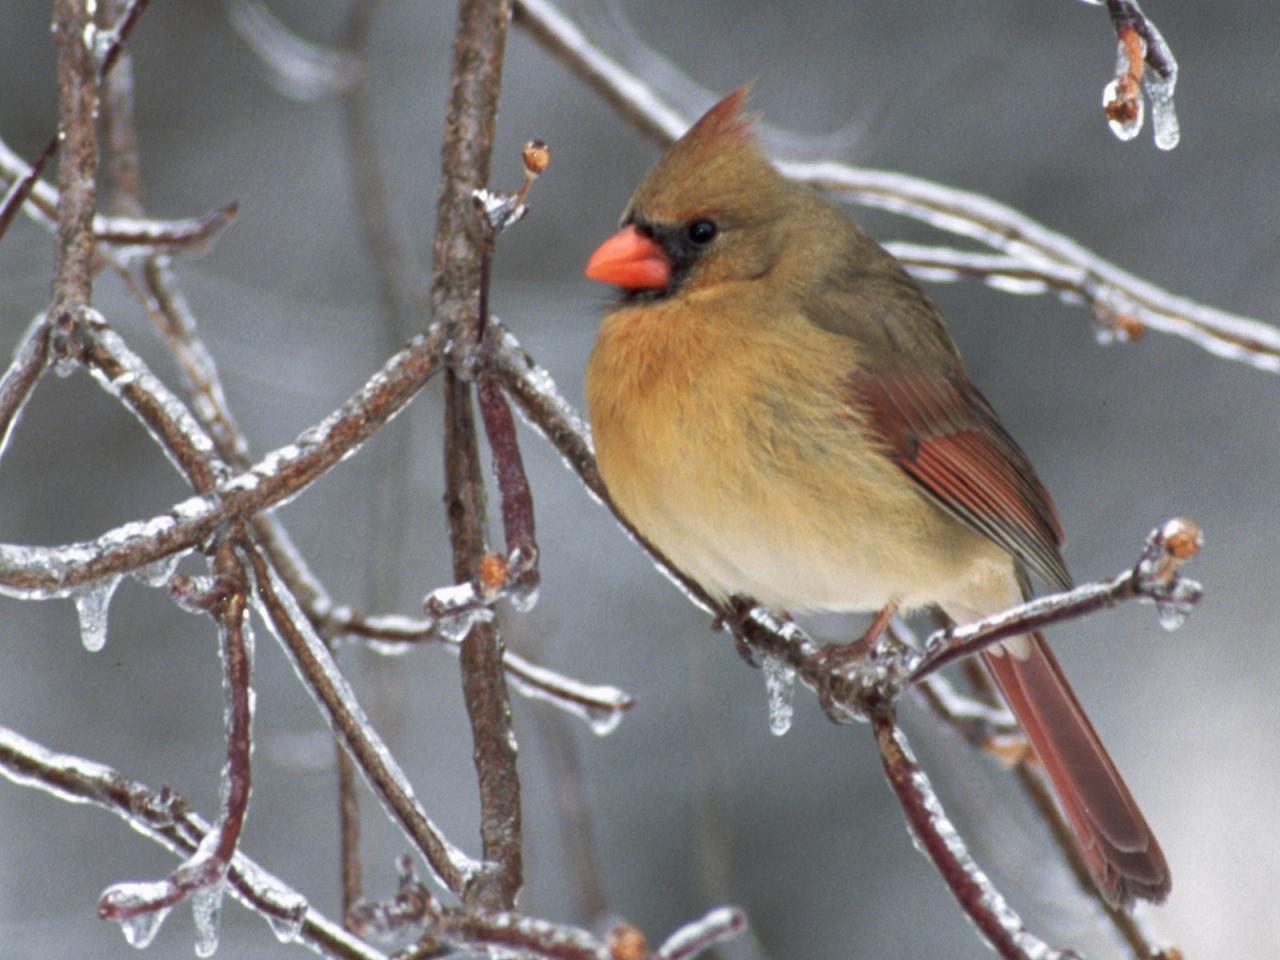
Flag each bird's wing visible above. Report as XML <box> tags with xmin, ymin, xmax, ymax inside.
<box><xmin>847</xmin><ymin>369</ymin><xmax>1072</xmax><ymax>592</ymax></box>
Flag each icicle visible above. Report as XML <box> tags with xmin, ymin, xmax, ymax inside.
<box><xmin>761</xmin><ymin>657</ymin><xmax>796</xmax><ymax>737</ymax></box>
<box><xmin>118</xmin><ymin>903</ymin><xmax>172</xmax><ymax>950</ymax></box>
<box><xmin>73</xmin><ymin>574</ymin><xmax>122</xmax><ymax>652</ymax></box>
<box><xmin>191</xmin><ymin>881</ymin><xmax>225</xmax><ymax>958</ymax></box>
<box><xmin>131</xmin><ymin>553</ymin><xmax>183</xmax><ymax>589</ymax></box>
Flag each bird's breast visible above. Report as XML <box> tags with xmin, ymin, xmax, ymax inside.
<box><xmin>585</xmin><ymin>301</ymin><xmax>992</xmax><ymax>612</ymax></box>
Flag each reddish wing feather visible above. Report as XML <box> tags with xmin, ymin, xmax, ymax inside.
<box><xmin>851</xmin><ymin>372</ymin><xmax>1071</xmax><ymax>592</ymax></box>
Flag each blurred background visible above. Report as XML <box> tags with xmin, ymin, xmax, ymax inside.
<box><xmin>0</xmin><ymin>1</ymin><xmax>1276</xmax><ymax>958</ymax></box>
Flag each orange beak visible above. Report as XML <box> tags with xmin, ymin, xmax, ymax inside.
<box><xmin>584</xmin><ymin>225</ymin><xmax>671</xmax><ymax>291</ymax></box>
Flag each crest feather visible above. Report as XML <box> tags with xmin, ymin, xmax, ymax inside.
<box><xmin>680</xmin><ymin>83</ymin><xmax>758</xmax><ymax>156</ymax></box>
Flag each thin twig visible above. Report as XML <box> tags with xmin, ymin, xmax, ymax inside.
<box><xmin>905</xmin><ymin>517</ymin><xmax>1202</xmax><ymax>686</ymax></box>
<box><xmin>0</xmin><ymin>0</ymin><xmax>151</xmax><ymax>245</ymax></box>
<box><xmin>327</xmin><ymin>606</ymin><xmax>634</xmax><ymax>733</ymax></box>
<box><xmin>873</xmin><ymin>711</ymin><xmax>1078</xmax><ymax>960</ymax></box>
<box><xmin>0</xmin><ymin>726</ymin><xmax>377</xmax><ymax>959</ymax></box>
<box><xmin>98</xmin><ymin>538</ymin><xmax>254</xmax><ymax>947</ymax></box>
<box><xmin>245</xmin><ymin>542</ymin><xmax>481</xmax><ymax>895</ymax></box>
<box><xmin>50</xmin><ymin>0</ymin><xmax>101</xmax><ymax>323</ymax></box>
<box><xmin>0</xmin><ymin>316</ymin><xmax>52</xmax><ymax>462</ymax></box>
<box><xmin>430</xmin><ymin>0</ymin><xmax>522</xmax><ymax>912</ymax></box>
<box><xmin>0</xmin><ymin>325</ymin><xmax>446</xmax><ymax>596</ymax></box>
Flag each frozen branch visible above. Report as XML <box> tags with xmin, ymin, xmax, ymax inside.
<box><xmin>0</xmin><ymin>0</ymin><xmax>150</xmax><ymax>245</ymax></box>
<box><xmin>906</xmin><ymin>517</ymin><xmax>1203</xmax><ymax>686</ymax></box>
<box><xmin>874</xmin><ymin>712</ymin><xmax>1078</xmax><ymax>960</ymax></box>
<box><xmin>356</xmin><ymin>857</ymin><xmax>746</xmax><ymax>960</ymax></box>
<box><xmin>245</xmin><ymin>544</ymin><xmax>483</xmax><ymax>896</ymax></box>
<box><xmin>512</xmin><ymin>0</ymin><xmax>1279</xmax><ymax>375</ymax></box>
<box><xmin>428</xmin><ymin>0</ymin><xmax>523</xmax><ymax>912</ymax></box>
<box><xmin>0</xmin><ymin>726</ymin><xmax>377</xmax><ymax>959</ymax></box>
<box><xmin>1096</xmin><ymin>0</ymin><xmax>1180</xmax><ymax>148</ymax></box>
<box><xmin>0</xmin><ymin>315</ymin><xmax>52</xmax><ymax>462</ymax></box>
<box><xmin>326</xmin><ymin>606</ymin><xmax>634</xmax><ymax>735</ymax></box>
<box><xmin>0</xmin><ymin>324</ymin><xmax>446</xmax><ymax>597</ymax></box>
<box><xmin>98</xmin><ymin>539</ymin><xmax>254</xmax><ymax>955</ymax></box>
<box><xmin>0</xmin><ymin>138</ymin><xmax>238</xmax><ymax>258</ymax></box>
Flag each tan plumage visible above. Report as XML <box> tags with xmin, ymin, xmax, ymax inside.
<box><xmin>584</xmin><ymin>86</ymin><xmax>1169</xmax><ymax>907</ymax></box>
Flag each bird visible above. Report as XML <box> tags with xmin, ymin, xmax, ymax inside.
<box><xmin>582</xmin><ymin>85</ymin><xmax>1169</xmax><ymax>908</ymax></box>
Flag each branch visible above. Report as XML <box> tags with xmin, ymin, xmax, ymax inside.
<box><xmin>98</xmin><ymin>538</ymin><xmax>254</xmax><ymax>955</ymax></box>
<box><xmin>512</xmin><ymin>0</ymin><xmax>1280</xmax><ymax>375</ymax></box>
<box><xmin>429</xmin><ymin>0</ymin><xmax>522</xmax><ymax>912</ymax></box>
<box><xmin>353</xmin><ymin>857</ymin><xmax>746</xmax><ymax>960</ymax></box>
<box><xmin>0</xmin><ymin>324</ymin><xmax>446</xmax><ymax>597</ymax></box>
<box><xmin>0</xmin><ymin>726</ymin><xmax>378</xmax><ymax>959</ymax></box>
<box><xmin>326</xmin><ymin>606</ymin><xmax>634</xmax><ymax>735</ymax></box>
<box><xmin>874</xmin><ymin>712</ymin><xmax>1079</xmax><ymax>960</ymax></box>
<box><xmin>0</xmin><ymin>0</ymin><xmax>151</xmax><ymax>246</ymax></box>
<box><xmin>905</xmin><ymin>517</ymin><xmax>1203</xmax><ymax>686</ymax></box>
<box><xmin>245</xmin><ymin>543</ymin><xmax>483</xmax><ymax>896</ymax></box>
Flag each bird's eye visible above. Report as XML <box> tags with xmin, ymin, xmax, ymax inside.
<box><xmin>686</xmin><ymin>219</ymin><xmax>718</xmax><ymax>245</ymax></box>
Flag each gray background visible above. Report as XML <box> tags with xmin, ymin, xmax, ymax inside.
<box><xmin>0</xmin><ymin>1</ymin><xmax>1276</xmax><ymax>958</ymax></box>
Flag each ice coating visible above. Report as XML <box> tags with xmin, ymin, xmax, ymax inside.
<box><xmin>248</xmin><ymin>556</ymin><xmax>482</xmax><ymax>888</ymax></box>
<box><xmin>887</xmin><ymin>725</ymin><xmax>1068</xmax><ymax>960</ymax></box>
<box><xmin>656</xmin><ymin>906</ymin><xmax>749</xmax><ymax>960</ymax></box>
<box><xmin>503</xmin><ymin>655</ymin><xmax>632</xmax><ymax>737</ymax></box>
<box><xmin>1103</xmin><ymin>76</ymin><xmax>1144</xmax><ymax>142</ymax></box>
<box><xmin>111</xmin><ymin>893</ymin><xmax>173</xmax><ymax>949</ymax></box>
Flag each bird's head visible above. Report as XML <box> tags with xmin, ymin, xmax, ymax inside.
<box><xmin>585</xmin><ymin>84</ymin><xmax>799</xmax><ymax>300</ymax></box>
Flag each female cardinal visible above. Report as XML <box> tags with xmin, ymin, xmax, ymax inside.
<box><xmin>583</xmin><ymin>86</ymin><xmax>1169</xmax><ymax>907</ymax></box>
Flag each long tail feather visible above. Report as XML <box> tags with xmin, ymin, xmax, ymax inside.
<box><xmin>982</xmin><ymin>633</ymin><xmax>1170</xmax><ymax>907</ymax></box>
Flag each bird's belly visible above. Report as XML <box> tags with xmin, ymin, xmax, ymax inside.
<box><xmin>606</xmin><ymin>429</ymin><xmax>989</xmax><ymax>615</ymax></box>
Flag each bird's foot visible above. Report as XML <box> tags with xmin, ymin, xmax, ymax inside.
<box><xmin>814</xmin><ymin>603</ymin><xmax>899</xmax><ymax>723</ymax></box>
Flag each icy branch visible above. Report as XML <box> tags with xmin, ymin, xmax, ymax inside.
<box><xmin>513</xmin><ymin>0</ymin><xmax>1279</xmax><ymax>375</ymax></box>
<box><xmin>874</xmin><ymin>712</ymin><xmax>1078</xmax><ymax>960</ymax></box>
<box><xmin>245</xmin><ymin>544</ymin><xmax>483</xmax><ymax>896</ymax></box>
<box><xmin>0</xmin><ymin>325</ymin><xmax>446</xmax><ymax>596</ymax></box>
<box><xmin>0</xmin><ymin>726</ymin><xmax>378</xmax><ymax>960</ymax></box>
<box><xmin>359</xmin><ymin>856</ymin><xmax>746</xmax><ymax>960</ymax></box>
<box><xmin>326</xmin><ymin>606</ymin><xmax>634</xmax><ymax>736</ymax></box>
<box><xmin>0</xmin><ymin>0</ymin><xmax>151</xmax><ymax>245</ymax></box>
<box><xmin>906</xmin><ymin>517</ymin><xmax>1203</xmax><ymax>685</ymax></box>
<box><xmin>98</xmin><ymin>540</ymin><xmax>254</xmax><ymax>956</ymax></box>
<box><xmin>1096</xmin><ymin>0</ymin><xmax>1180</xmax><ymax>148</ymax></box>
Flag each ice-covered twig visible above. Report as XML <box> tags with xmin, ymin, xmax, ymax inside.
<box><xmin>372</xmin><ymin>863</ymin><xmax>745</xmax><ymax>960</ymax></box>
<box><xmin>82</xmin><ymin>320</ymin><xmax>226</xmax><ymax>490</ymax></box>
<box><xmin>0</xmin><ymin>726</ymin><xmax>379</xmax><ymax>960</ymax></box>
<box><xmin>328</xmin><ymin>606</ymin><xmax>635</xmax><ymax>735</ymax></box>
<box><xmin>906</xmin><ymin>517</ymin><xmax>1203</xmax><ymax>686</ymax></box>
<box><xmin>1095</xmin><ymin>0</ymin><xmax>1181</xmax><ymax>149</ymax></box>
<box><xmin>0</xmin><ymin>315</ymin><xmax>51</xmax><ymax>462</ymax></box>
<box><xmin>0</xmin><ymin>325</ymin><xmax>447</xmax><ymax>596</ymax></box>
<box><xmin>227</xmin><ymin>0</ymin><xmax>362</xmax><ymax>102</ymax></box>
<box><xmin>98</xmin><ymin>539</ymin><xmax>254</xmax><ymax>955</ymax></box>
<box><xmin>0</xmin><ymin>0</ymin><xmax>150</xmax><ymax>245</ymax></box>
<box><xmin>432</xmin><ymin>0</ymin><xmax>524</xmax><ymax>913</ymax></box>
<box><xmin>49</xmin><ymin>0</ymin><xmax>101</xmax><ymax>325</ymax></box>
<box><xmin>874</xmin><ymin>712</ymin><xmax>1078</xmax><ymax>960</ymax></box>
<box><xmin>513</xmin><ymin>0</ymin><xmax>1279</xmax><ymax>374</ymax></box>
<box><xmin>245</xmin><ymin>544</ymin><xmax>483</xmax><ymax>896</ymax></box>
<box><xmin>0</xmin><ymin>139</ymin><xmax>239</xmax><ymax>256</ymax></box>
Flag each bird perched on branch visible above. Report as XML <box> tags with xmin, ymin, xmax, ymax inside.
<box><xmin>583</xmin><ymin>85</ymin><xmax>1169</xmax><ymax>907</ymax></box>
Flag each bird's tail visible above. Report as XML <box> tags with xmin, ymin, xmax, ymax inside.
<box><xmin>982</xmin><ymin>632</ymin><xmax>1170</xmax><ymax>907</ymax></box>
